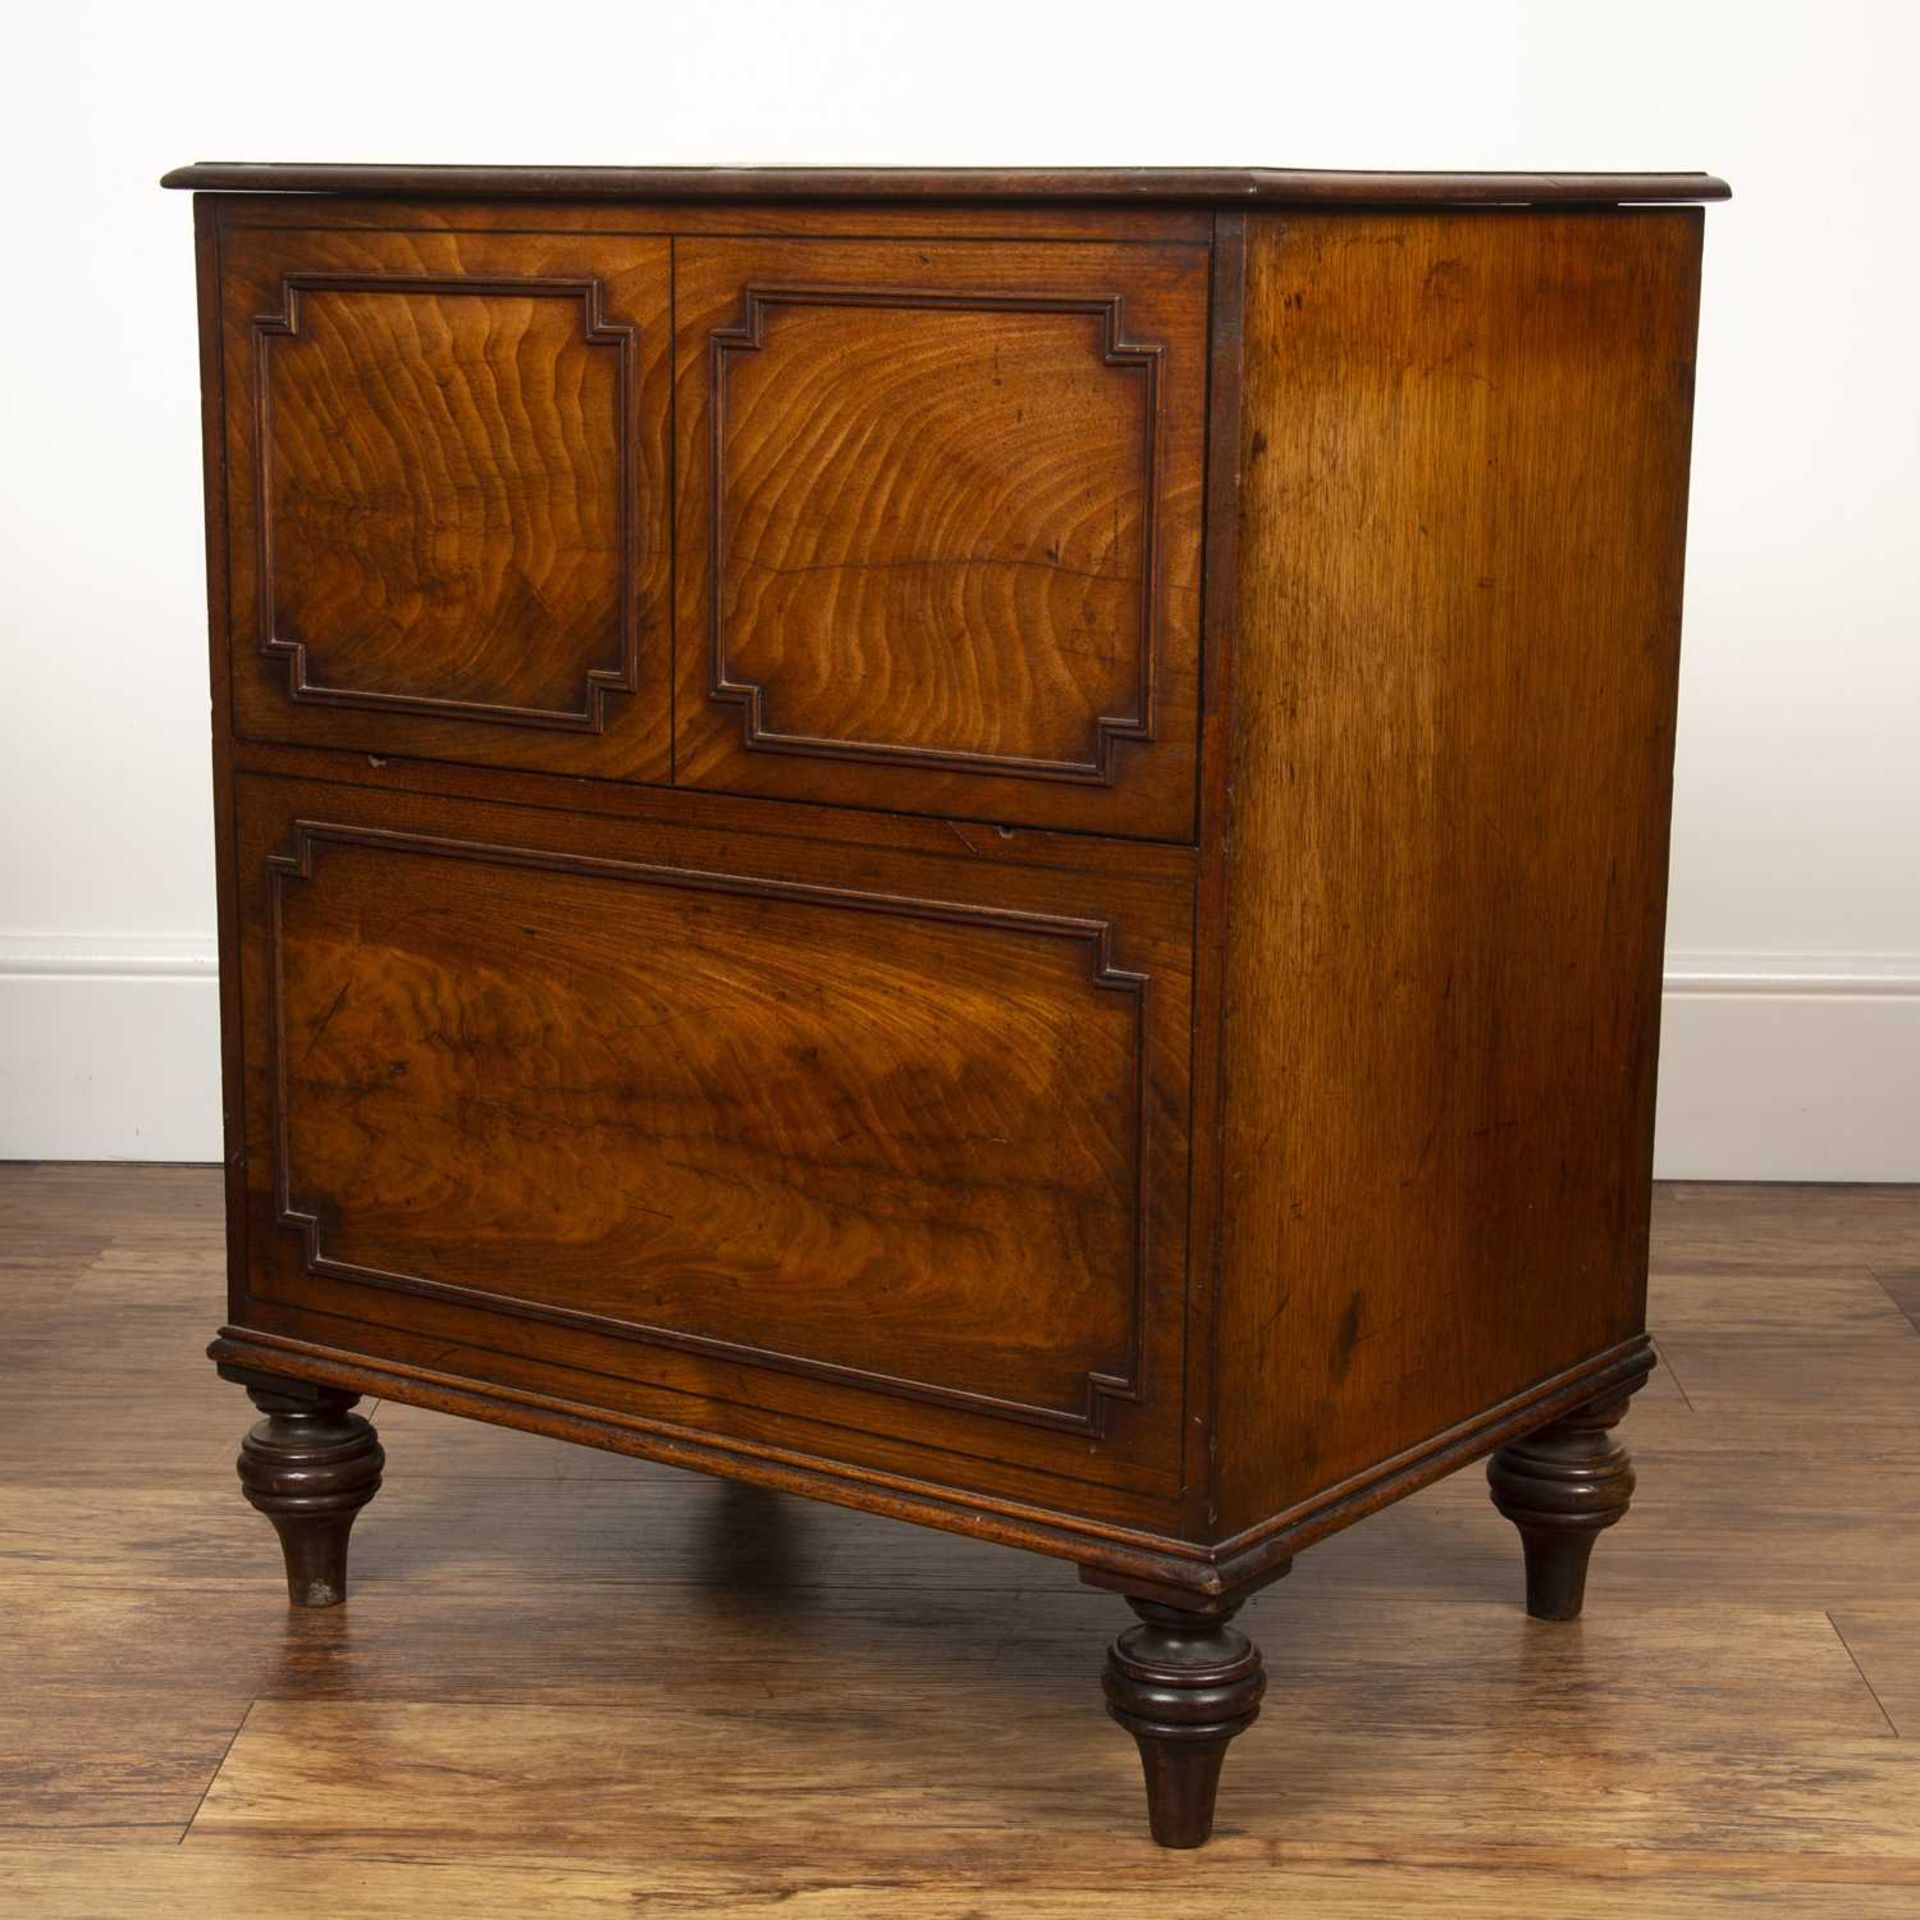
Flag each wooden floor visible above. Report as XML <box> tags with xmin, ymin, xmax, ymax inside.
<box><xmin>2</xmin><ymin>1168</ymin><xmax>1917</xmax><ymax>1916</ymax></box>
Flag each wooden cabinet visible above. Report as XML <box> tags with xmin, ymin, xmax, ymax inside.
<box><xmin>171</xmin><ymin>163</ymin><xmax>1726</xmax><ymax>1848</ymax></box>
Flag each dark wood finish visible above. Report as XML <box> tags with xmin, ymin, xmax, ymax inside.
<box><xmin>233</xmin><ymin>1382</ymin><xmax>383</xmax><ymax>1606</ymax></box>
<box><xmin>221</xmin><ymin>732</ymin><xmax>1202</xmax><ymax>876</ymax></box>
<box><xmin>230</xmin><ymin>771</ymin><xmax>1196</xmax><ymax>1523</ymax></box>
<box><xmin>672</xmin><ymin>237</ymin><xmax>1207</xmax><ymax>837</ymax></box>
<box><xmin>1208</xmin><ymin>210</ymin><xmax>1704</xmax><ymax>1546</ymax></box>
<box><xmin>205</xmin><ymin>1327</ymin><xmax>1647</xmax><ymax>1602</ymax></box>
<box><xmin>218</xmin><ymin>224</ymin><xmax>673</xmax><ymax>780</ymax></box>
<box><xmin>268</xmin><ymin>818</ymin><xmax>1147</xmax><ymax>1423</ymax></box>
<box><xmin>163</xmin><ymin>162</ymin><xmax>1731</xmax><ymax>204</ymax></box>
<box><xmin>210</xmin><ymin>194</ymin><xmax>1219</xmax><ymax>242</ymax></box>
<box><xmin>1488</xmin><ymin>1387</ymin><xmax>1640</xmax><ymax>1620</ymax></box>
<box><xmin>196</xmin><ymin>197</ymin><xmax>252</xmax><ymax>1280</ymax></box>
<box><xmin>170</xmin><ymin>170</ymin><xmax>1719</xmax><ymax>1848</ymax></box>
<box><xmin>1101</xmin><ymin>1593</ymin><xmax>1268</xmax><ymax>1847</ymax></box>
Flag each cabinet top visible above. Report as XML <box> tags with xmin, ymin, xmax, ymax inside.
<box><xmin>161</xmin><ymin>162</ymin><xmax>1730</xmax><ymax>206</ymax></box>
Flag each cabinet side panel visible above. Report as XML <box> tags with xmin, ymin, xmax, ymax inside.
<box><xmin>1213</xmin><ymin>210</ymin><xmax>1702</xmax><ymax>1535</ymax></box>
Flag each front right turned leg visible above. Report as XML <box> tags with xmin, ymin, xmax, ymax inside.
<box><xmin>1100</xmin><ymin>1593</ymin><xmax>1268</xmax><ymax>1847</ymax></box>
<box><xmin>235</xmin><ymin>1382</ymin><xmax>384</xmax><ymax>1607</ymax></box>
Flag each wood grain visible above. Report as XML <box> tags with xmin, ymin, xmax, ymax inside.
<box><xmin>1872</xmin><ymin>1268</ymin><xmax>1920</xmax><ymax>1335</ymax></box>
<box><xmin>1208</xmin><ymin>210</ymin><xmax>1705</xmax><ymax>1536</ymax></box>
<box><xmin>162</xmin><ymin>162</ymin><xmax>1733</xmax><ymax>205</ymax></box>
<box><xmin>181</xmin><ymin>1700</ymin><xmax>1920</xmax><ymax>1880</ymax></box>
<box><xmin>255</xmin><ymin>278</ymin><xmax>632</xmax><ymax>721</ymax></box>
<box><xmin>713</xmin><ymin>298</ymin><xmax>1152</xmax><ymax>769</ymax></box>
<box><xmin>673</xmin><ymin>237</ymin><xmax>1207</xmax><ymax>837</ymax></box>
<box><xmin>232</xmin><ymin>771</ymin><xmax>1198</xmax><ymax>1521</ymax></box>
<box><xmin>213</xmin><ymin>195</ymin><xmax>1219</xmax><ymax>242</ymax></box>
<box><xmin>1830</xmin><ymin>1609</ymin><xmax>1920</xmax><ymax>1738</ymax></box>
<box><xmin>265</xmin><ymin>822</ymin><xmax>1145</xmax><ymax>1424</ymax></box>
<box><xmin>1655</xmin><ymin>1182</ymin><xmax>1920</xmax><ymax>1274</ymax></box>
<box><xmin>3</xmin><ymin>1167</ymin><xmax>1916</xmax><ymax>1912</ymax></box>
<box><xmin>2</xmin><ymin>1852</ymin><xmax>1913</xmax><ymax>1920</ymax></box>
<box><xmin>219</xmin><ymin>225</ymin><xmax>673</xmax><ymax>779</ymax></box>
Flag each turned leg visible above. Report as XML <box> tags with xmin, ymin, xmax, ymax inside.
<box><xmin>236</xmin><ymin>1384</ymin><xmax>384</xmax><ymax>1607</ymax></box>
<box><xmin>1487</xmin><ymin>1389</ymin><xmax>1636</xmax><ymax>1620</ymax></box>
<box><xmin>1101</xmin><ymin>1595</ymin><xmax>1266</xmax><ymax>1847</ymax></box>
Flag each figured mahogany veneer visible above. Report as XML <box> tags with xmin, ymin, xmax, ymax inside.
<box><xmin>673</xmin><ymin>237</ymin><xmax>1206</xmax><ymax>835</ymax></box>
<box><xmin>220</xmin><ymin>226</ymin><xmax>674</xmax><ymax>778</ymax></box>
<box><xmin>237</xmin><ymin>776</ymin><xmax>1191</xmax><ymax>1497</ymax></box>
<box><xmin>171</xmin><ymin>165</ymin><xmax>1722</xmax><ymax>1848</ymax></box>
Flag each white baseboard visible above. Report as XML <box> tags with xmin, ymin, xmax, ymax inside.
<box><xmin>0</xmin><ymin>937</ymin><xmax>222</xmax><ymax>1162</ymax></box>
<box><xmin>1652</xmin><ymin>954</ymin><xmax>1920</xmax><ymax>1182</ymax></box>
<box><xmin>1</xmin><ymin>940</ymin><xmax>1915</xmax><ymax>1179</ymax></box>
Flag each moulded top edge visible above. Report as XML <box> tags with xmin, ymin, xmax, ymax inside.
<box><xmin>159</xmin><ymin>163</ymin><xmax>1733</xmax><ymax>206</ymax></box>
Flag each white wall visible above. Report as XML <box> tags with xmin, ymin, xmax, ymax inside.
<box><xmin>2</xmin><ymin>0</ymin><xmax>1915</xmax><ymax>1174</ymax></box>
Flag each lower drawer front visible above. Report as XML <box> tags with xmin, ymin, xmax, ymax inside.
<box><xmin>231</xmin><ymin>772</ymin><xmax>1194</xmax><ymax>1518</ymax></box>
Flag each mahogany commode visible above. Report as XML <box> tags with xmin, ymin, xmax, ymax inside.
<box><xmin>167</xmin><ymin>161</ymin><xmax>1726</xmax><ymax>1847</ymax></box>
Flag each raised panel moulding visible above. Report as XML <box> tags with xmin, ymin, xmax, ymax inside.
<box><xmin>708</xmin><ymin>286</ymin><xmax>1162</xmax><ymax>781</ymax></box>
<box><xmin>263</xmin><ymin>820</ymin><xmax>1153</xmax><ymax>1434</ymax></box>
<box><xmin>252</xmin><ymin>273</ymin><xmax>639</xmax><ymax>730</ymax></box>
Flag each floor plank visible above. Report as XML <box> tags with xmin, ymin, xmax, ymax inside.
<box><xmin>0</xmin><ymin>1692</ymin><xmax>245</xmax><ymax>1837</ymax></box>
<box><xmin>1647</xmin><ymin>1268</ymin><xmax>1912</xmax><ymax>1338</ymax></box>
<box><xmin>2</xmin><ymin>1166</ymin><xmax>1916</xmax><ymax>1914</ymax></box>
<box><xmin>6</xmin><ymin>1844</ymin><xmax>1915</xmax><ymax>1920</ymax></box>
<box><xmin>1</xmin><ymin>1573</ymin><xmax>1886</xmax><ymax>1738</ymax></box>
<box><xmin>1830</xmin><ymin>1607</ymin><xmax>1920</xmax><ymax>1738</ymax></box>
<box><xmin>183</xmin><ymin>1698</ymin><xmax>1920</xmax><ymax>1887</ymax></box>
<box><xmin>1875</xmin><ymin>1266</ymin><xmax>1920</xmax><ymax>1334</ymax></box>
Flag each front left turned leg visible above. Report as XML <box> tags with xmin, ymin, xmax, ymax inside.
<box><xmin>1101</xmin><ymin>1595</ymin><xmax>1266</xmax><ymax>1848</ymax></box>
<box><xmin>235</xmin><ymin>1384</ymin><xmax>384</xmax><ymax>1607</ymax></box>
<box><xmin>1487</xmin><ymin>1388</ymin><xmax>1636</xmax><ymax>1621</ymax></box>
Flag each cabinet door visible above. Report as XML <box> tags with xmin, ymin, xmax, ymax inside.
<box><xmin>219</xmin><ymin>224</ymin><xmax>672</xmax><ymax>779</ymax></box>
<box><xmin>230</xmin><ymin>773</ymin><xmax>1195</xmax><ymax>1518</ymax></box>
<box><xmin>674</xmin><ymin>239</ymin><xmax>1209</xmax><ymax>840</ymax></box>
